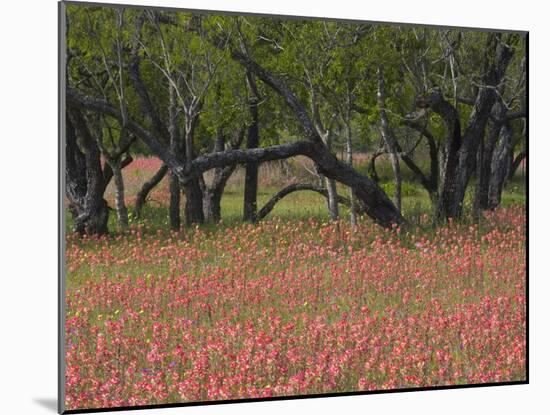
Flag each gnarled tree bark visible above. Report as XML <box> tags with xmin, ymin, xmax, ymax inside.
<box><xmin>66</xmin><ymin>108</ymin><xmax>110</xmax><ymax>235</ymax></box>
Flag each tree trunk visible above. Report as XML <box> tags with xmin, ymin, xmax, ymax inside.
<box><xmin>109</xmin><ymin>158</ymin><xmax>129</xmax><ymax>228</ymax></box>
<box><xmin>134</xmin><ymin>164</ymin><xmax>168</xmax><ymax>218</ymax></box>
<box><xmin>319</xmin><ymin>131</ymin><xmax>339</xmax><ymax>221</ymax></box>
<box><xmin>182</xmin><ymin>111</ymin><xmax>205</xmax><ymax>226</ymax></box>
<box><xmin>488</xmin><ymin>121</ymin><xmax>513</xmax><ymax>209</ymax></box>
<box><xmin>184</xmin><ymin>178</ymin><xmax>205</xmax><ymax>225</ymax></box>
<box><xmin>344</xmin><ymin>118</ymin><xmax>358</xmax><ymax>227</ymax></box>
<box><xmin>66</xmin><ymin>110</ymin><xmax>110</xmax><ymax>235</ymax></box>
<box><xmin>202</xmin><ymin>128</ymin><xmax>243</xmax><ymax>222</ymax></box>
<box><xmin>472</xmin><ymin>138</ymin><xmax>483</xmax><ymax>220</ymax></box>
<box><xmin>368</xmin><ymin>150</ymin><xmax>382</xmax><ymax>183</ymax></box>
<box><xmin>474</xmin><ymin>102</ymin><xmax>506</xmax><ymax>210</ymax></box>
<box><xmin>183</xmin><ymin>116</ymin><xmax>203</xmax><ymax>226</ymax></box>
<box><xmin>424</xmin><ymin>91</ymin><xmax>463</xmax><ymax>222</ymax></box>
<box><xmin>168</xmin><ymin>85</ymin><xmax>181</xmax><ymax>230</ymax></box>
<box><xmin>203</xmin><ymin>188</ymin><xmax>222</xmax><ymax>223</ymax></box>
<box><xmin>243</xmin><ymin>71</ymin><xmax>260</xmax><ymax>221</ymax></box>
<box><xmin>169</xmin><ymin>173</ymin><xmax>181</xmax><ymax>230</ymax></box>
<box><xmin>325</xmin><ymin>177</ymin><xmax>339</xmax><ymax>221</ymax></box>
<box><xmin>377</xmin><ymin>66</ymin><xmax>402</xmax><ymax>213</ymax></box>
<box><xmin>103</xmin><ymin>155</ymin><xmax>133</xmax><ymax>190</ymax></box>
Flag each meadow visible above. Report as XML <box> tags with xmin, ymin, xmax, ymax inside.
<box><xmin>64</xmin><ymin>157</ymin><xmax>526</xmax><ymax>410</ymax></box>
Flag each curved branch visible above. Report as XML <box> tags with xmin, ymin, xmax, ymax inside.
<box><xmin>134</xmin><ymin>164</ymin><xmax>169</xmax><ymax>218</ymax></box>
<box><xmin>230</xmin><ymin>49</ymin><xmax>320</xmax><ymax>143</ymax></box>
<box><xmin>254</xmin><ymin>183</ymin><xmax>352</xmax><ymax>221</ymax></box>
<box><xmin>401</xmin><ymin>119</ymin><xmax>439</xmax><ymax>193</ymax></box>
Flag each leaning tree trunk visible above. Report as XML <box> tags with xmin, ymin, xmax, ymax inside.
<box><xmin>243</xmin><ymin>71</ymin><xmax>260</xmax><ymax>221</ymax></box>
<box><xmin>488</xmin><ymin>121</ymin><xmax>514</xmax><ymax>209</ymax></box>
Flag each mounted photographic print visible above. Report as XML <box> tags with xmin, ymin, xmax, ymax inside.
<box><xmin>59</xmin><ymin>1</ymin><xmax>528</xmax><ymax>413</ymax></box>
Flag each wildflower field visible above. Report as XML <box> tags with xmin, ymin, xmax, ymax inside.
<box><xmin>65</xmin><ymin>186</ymin><xmax>526</xmax><ymax>409</ymax></box>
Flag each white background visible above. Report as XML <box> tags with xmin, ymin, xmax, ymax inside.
<box><xmin>0</xmin><ymin>0</ymin><xmax>546</xmax><ymax>414</ymax></box>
